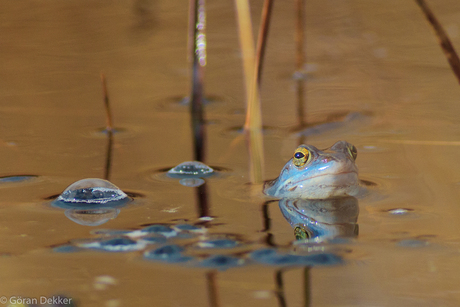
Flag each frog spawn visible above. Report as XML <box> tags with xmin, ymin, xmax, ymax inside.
<box><xmin>53</xmin><ymin>221</ymin><xmax>343</xmax><ymax>270</ymax></box>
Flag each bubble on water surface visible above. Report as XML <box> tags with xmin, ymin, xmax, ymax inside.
<box><xmin>199</xmin><ymin>255</ymin><xmax>245</xmax><ymax>270</ymax></box>
<box><xmin>167</xmin><ymin>161</ymin><xmax>214</xmax><ymax>178</ymax></box>
<box><xmin>64</xmin><ymin>208</ymin><xmax>120</xmax><ymax>226</ymax></box>
<box><xmin>54</xmin><ymin>178</ymin><xmax>129</xmax><ymax>206</ymax></box>
<box><xmin>144</xmin><ymin>245</ymin><xmax>193</xmax><ymax>263</ymax></box>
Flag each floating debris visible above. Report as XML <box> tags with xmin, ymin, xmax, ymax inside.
<box><xmin>144</xmin><ymin>245</ymin><xmax>192</xmax><ymax>263</ymax></box>
<box><xmin>198</xmin><ymin>255</ymin><xmax>244</xmax><ymax>270</ymax></box>
<box><xmin>52</xmin><ymin>245</ymin><xmax>82</xmax><ymax>253</ymax></box>
<box><xmin>128</xmin><ymin>225</ymin><xmax>178</xmax><ymax>238</ymax></box>
<box><xmin>167</xmin><ymin>161</ymin><xmax>214</xmax><ymax>178</ymax></box>
<box><xmin>53</xmin><ymin>178</ymin><xmax>130</xmax><ymax>206</ymax></box>
<box><xmin>77</xmin><ymin>237</ymin><xmax>146</xmax><ymax>252</ymax></box>
<box><xmin>0</xmin><ymin>175</ymin><xmax>38</xmax><ymax>184</ymax></box>
<box><xmin>387</xmin><ymin>208</ymin><xmax>413</xmax><ymax>215</ymax></box>
<box><xmin>138</xmin><ymin>236</ymin><xmax>168</xmax><ymax>245</ymax></box>
<box><xmin>91</xmin><ymin>229</ymin><xmax>133</xmax><ymax>236</ymax></box>
<box><xmin>197</xmin><ymin>238</ymin><xmax>239</xmax><ymax>249</ymax></box>
<box><xmin>397</xmin><ymin>239</ymin><xmax>429</xmax><ymax>248</ymax></box>
<box><xmin>250</xmin><ymin>248</ymin><xmax>342</xmax><ymax>266</ymax></box>
<box><xmin>172</xmin><ymin>224</ymin><xmax>206</xmax><ymax>233</ymax></box>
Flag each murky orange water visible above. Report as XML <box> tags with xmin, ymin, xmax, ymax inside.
<box><xmin>1</xmin><ymin>1</ymin><xmax>460</xmax><ymax>306</ymax></box>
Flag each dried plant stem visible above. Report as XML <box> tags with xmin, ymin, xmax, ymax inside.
<box><xmin>206</xmin><ymin>271</ymin><xmax>220</xmax><ymax>307</ymax></box>
<box><xmin>235</xmin><ymin>0</ymin><xmax>266</xmax><ymax>183</ymax></box>
<box><xmin>295</xmin><ymin>0</ymin><xmax>307</xmax><ymax>131</ymax></box>
<box><xmin>100</xmin><ymin>73</ymin><xmax>113</xmax><ymax>132</ymax></box>
<box><xmin>100</xmin><ymin>73</ymin><xmax>114</xmax><ymax>180</ymax></box>
<box><xmin>295</xmin><ymin>0</ymin><xmax>305</xmax><ymax>72</ymax></box>
<box><xmin>255</xmin><ymin>0</ymin><xmax>274</xmax><ymax>86</ymax></box>
<box><xmin>415</xmin><ymin>0</ymin><xmax>460</xmax><ymax>84</ymax></box>
<box><xmin>275</xmin><ymin>270</ymin><xmax>287</xmax><ymax>307</ymax></box>
<box><xmin>303</xmin><ymin>267</ymin><xmax>311</xmax><ymax>307</ymax></box>
<box><xmin>104</xmin><ymin>130</ymin><xmax>113</xmax><ymax>181</ymax></box>
<box><xmin>189</xmin><ymin>0</ymin><xmax>207</xmax><ymax>162</ymax></box>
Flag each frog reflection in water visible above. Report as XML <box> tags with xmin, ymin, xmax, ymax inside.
<box><xmin>263</xmin><ymin>141</ymin><xmax>359</xmax><ymax>199</ymax></box>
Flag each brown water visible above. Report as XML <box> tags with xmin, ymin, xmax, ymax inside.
<box><xmin>1</xmin><ymin>1</ymin><xmax>460</xmax><ymax>306</ymax></box>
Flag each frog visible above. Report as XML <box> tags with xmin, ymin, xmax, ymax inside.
<box><xmin>263</xmin><ymin>141</ymin><xmax>359</xmax><ymax>199</ymax></box>
<box><xmin>278</xmin><ymin>197</ymin><xmax>359</xmax><ymax>240</ymax></box>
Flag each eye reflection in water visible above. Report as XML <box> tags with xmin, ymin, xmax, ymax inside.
<box><xmin>278</xmin><ymin>196</ymin><xmax>359</xmax><ymax>241</ymax></box>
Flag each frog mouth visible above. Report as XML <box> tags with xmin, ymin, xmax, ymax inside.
<box><xmin>280</xmin><ymin>170</ymin><xmax>359</xmax><ymax>194</ymax></box>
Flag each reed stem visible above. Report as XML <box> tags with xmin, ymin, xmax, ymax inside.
<box><xmin>235</xmin><ymin>0</ymin><xmax>266</xmax><ymax>183</ymax></box>
<box><xmin>189</xmin><ymin>0</ymin><xmax>207</xmax><ymax>162</ymax></box>
<box><xmin>100</xmin><ymin>73</ymin><xmax>113</xmax><ymax>132</ymax></box>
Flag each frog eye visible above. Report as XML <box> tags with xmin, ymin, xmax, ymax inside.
<box><xmin>293</xmin><ymin>147</ymin><xmax>310</xmax><ymax>167</ymax></box>
<box><xmin>294</xmin><ymin>226</ymin><xmax>312</xmax><ymax>240</ymax></box>
<box><xmin>347</xmin><ymin>144</ymin><xmax>358</xmax><ymax>161</ymax></box>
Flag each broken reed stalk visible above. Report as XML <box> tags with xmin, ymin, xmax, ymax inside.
<box><xmin>100</xmin><ymin>73</ymin><xmax>114</xmax><ymax>180</ymax></box>
<box><xmin>189</xmin><ymin>0</ymin><xmax>207</xmax><ymax>162</ymax></box>
<box><xmin>235</xmin><ymin>0</ymin><xmax>267</xmax><ymax>184</ymax></box>
<box><xmin>415</xmin><ymin>0</ymin><xmax>460</xmax><ymax>84</ymax></box>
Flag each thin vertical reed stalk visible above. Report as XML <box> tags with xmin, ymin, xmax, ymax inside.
<box><xmin>235</xmin><ymin>0</ymin><xmax>267</xmax><ymax>184</ymax></box>
<box><xmin>100</xmin><ymin>73</ymin><xmax>114</xmax><ymax>180</ymax></box>
<box><xmin>275</xmin><ymin>270</ymin><xmax>287</xmax><ymax>307</ymax></box>
<box><xmin>295</xmin><ymin>0</ymin><xmax>307</xmax><ymax>143</ymax></box>
<box><xmin>100</xmin><ymin>73</ymin><xmax>113</xmax><ymax>132</ymax></box>
<box><xmin>303</xmin><ymin>267</ymin><xmax>311</xmax><ymax>307</ymax></box>
<box><xmin>189</xmin><ymin>0</ymin><xmax>207</xmax><ymax>162</ymax></box>
<box><xmin>415</xmin><ymin>0</ymin><xmax>460</xmax><ymax>84</ymax></box>
<box><xmin>206</xmin><ymin>271</ymin><xmax>220</xmax><ymax>307</ymax></box>
<box><xmin>255</xmin><ymin>0</ymin><xmax>274</xmax><ymax>86</ymax></box>
<box><xmin>189</xmin><ymin>0</ymin><xmax>210</xmax><ymax>218</ymax></box>
<box><xmin>104</xmin><ymin>130</ymin><xmax>113</xmax><ymax>180</ymax></box>
<box><xmin>295</xmin><ymin>0</ymin><xmax>305</xmax><ymax>72</ymax></box>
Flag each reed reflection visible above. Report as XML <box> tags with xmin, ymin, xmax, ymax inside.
<box><xmin>279</xmin><ymin>196</ymin><xmax>359</xmax><ymax>241</ymax></box>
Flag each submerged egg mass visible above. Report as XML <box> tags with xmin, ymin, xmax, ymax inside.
<box><xmin>56</xmin><ymin>178</ymin><xmax>128</xmax><ymax>204</ymax></box>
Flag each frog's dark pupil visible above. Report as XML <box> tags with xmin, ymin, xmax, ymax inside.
<box><xmin>294</xmin><ymin>152</ymin><xmax>305</xmax><ymax>159</ymax></box>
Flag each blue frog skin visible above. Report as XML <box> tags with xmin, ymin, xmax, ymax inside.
<box><xmin>278</xmin><ymin>197</ymin><xmax>359</xmax><ymax>240</ymax></box>
<box><xmin>263</xmin><ymin>141</ymin><xmax>359</xmax><ymax>199</ymax></box>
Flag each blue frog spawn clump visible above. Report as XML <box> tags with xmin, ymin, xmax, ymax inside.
<box><xmin>53</xmin><ymin>178</ymin><xmax>130</xmax><ymax>208</ymax></box>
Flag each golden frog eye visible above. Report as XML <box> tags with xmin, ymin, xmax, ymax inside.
<box><xmin>293</xmin><ymin>147</ymin><xmax>310</xmax><ymax>167</ymax></box>
<box><xmin>294</xmin><ymin>226</ymin><xmax>312</xmax><ymax>240</ymax></box>
<box><xmin>347</xmin><ymin>144</ymin><xmax>357</xmax><ymax>161</ymax></box>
